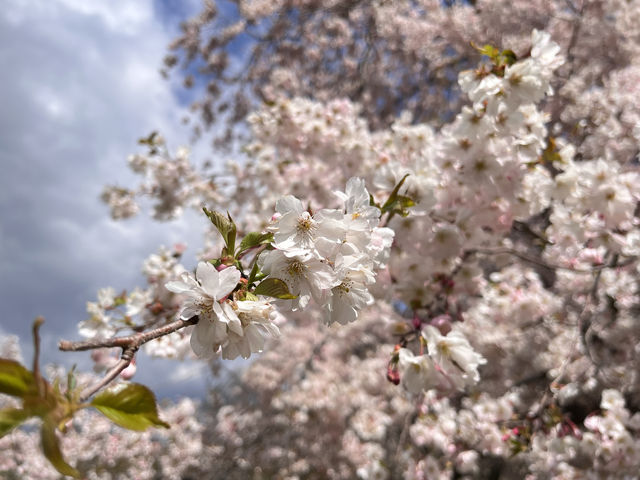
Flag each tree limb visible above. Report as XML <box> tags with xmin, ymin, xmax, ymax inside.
<box><xmin>59</xmin><ymin>316</ymin><xmax>198</xmax><ymax>352</ymax></box>
<box><xmin>58</xmin><ymin>316</ymin><xmax>199</xmax><ymax>400</ymax></box>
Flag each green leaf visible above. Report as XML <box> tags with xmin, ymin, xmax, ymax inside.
<box><xmin>138</xmin><ymin>131</ymin><xmax>159</xmax><ymax>145</ymax></box>
<box><xmin>0</xmin><ymin>408</ymin><xmax>32</xmax><ymax>438</ymax></box>
<box><xmin>41</xmin><ymin>420</ymin><xmax>81</xmax><ymax>478</ymax></box>
<box><xmin>244</xmin><ymin>292</ymin><xmax>259</xmax><ymax>302</ymax></box>
<box><xmin>478</xmin><ymin>44</ymin><xmax>499</xmax><ymax>60</ymax></box>
<box><xmin>254</xmin><ymin>278</ymin><xmax>297</xmax><ymax>299</ymax></box>
<box><xmin>0</xmin><ymin>358</ymin><xmax>36</xmax><ymax>398</ymax></box>
<box><xmin>238</xmin><ymin>232</ymin><xmax>274</xmax><ymax>255</ymax></box>
<box><xmin>91</xmin><ymin>383</ymin><xmax>170</xmax><ymax>431</ymax></box>
<box><xmin>381</xmin><ymin>174</ymin><xmax>410</xmax><ymax>213</ymax></box>
<box><xmin>381</xmin><ymin>174</ymin><xmax>415</xmax><ymax>217</ymax></box>
<box><xmin>248</xmin><ymin>262</ymin><xmax>264</xmax><ymax>285</ymax></box>
<box><xmin>500</xmin><ymin>49</ymin><xmax>517</xmax><ymax>66</ymax></box>
<box><xmin>203</xmin><ymin>208</ymin><xmax>237</xmax><ymax>254</ymax></box>
<box><xmin>540</xmin><ymin>137</ymin><xmax>563</xmax><ymax>166</ymax></box>
<box><xmin>226</xmin><ymin>211</ymin><xmax>237</xmax><ymax>254</ymax></box>
<box><xmin>395</xmin><ymin>195</ymin><xmax>415</xmax><ymax>208</ymax></box>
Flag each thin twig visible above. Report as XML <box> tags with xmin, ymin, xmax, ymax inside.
<box><xmin>79</xmin><ymin>347</ymin><xmax>137</xmax><ymax>402</ymax></box>
<box><xmin>32</xmin><ymin>317</ymin><xmax>45</xmax><ymax>396</ymax></box>
<box><xmin>468</xmin><ymin>247</ymin><xmax>635</xmax><ymax>273</ymax></box>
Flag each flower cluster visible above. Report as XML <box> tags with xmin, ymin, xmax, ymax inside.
<box><xmin>166</xmin><ymin>262</ymin><xmax>280</xmax><ymax>360</ymax></box>
<box><xmin>397</xmin><ymin>325</ymin><xmax>486</xmax><ymax>394</ymax></box>
<box><xmin>261</xmin><ymin>177</ymin><xmax>393</xmax><ymax>325</ymax></box>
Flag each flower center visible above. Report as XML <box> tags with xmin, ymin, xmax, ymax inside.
<box><xmin>287</xmin><ymin>259</ymin><xmax>306</xmax><ymax>277</ymax></box>
<box><xmin>296</xmin><ymin>214</ymin><xmax>315</xmax><ymax>234</ymax></box>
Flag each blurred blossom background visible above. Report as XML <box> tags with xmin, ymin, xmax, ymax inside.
<box><xmin>3</xmin><ymin>1</ymin><xmax>640</xmax><ymax>478</ymax></box>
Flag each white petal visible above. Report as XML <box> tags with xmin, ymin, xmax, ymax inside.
<box><xmin>196</xmin><ymin>262</ymin><xmax>220</xmax><ymax>294</ymax></box>
<box><xmin>245</xmin><ymin>324</ymin><xmax>266</xmax><ymax>352</ymax></box>
<box><xmin>190</xmin><ymin>321</ymin><xmax>216</xmax><ymax>358</ymax></box>
<box><xmin>222</xmin><ymin>302</ymin><xmax>243</xmax><ymax>336</ymax></box>
<box><xmin>216</xmin><ymin>267</ymin><xmax>241</xmax><ymax>299</ymax></box>
<box><xmin>165</xmin><ymin>280</ymin><xmax>192</xmax><ymax>294</ymax></box>
<box><xmin>276</xmin><ymin>195</ymin><xmax>304</xmax><ymax>215</ymax></box>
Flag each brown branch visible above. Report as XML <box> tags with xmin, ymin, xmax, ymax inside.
<box><xmin>59</xmin><ymin>316</ymin><xmax>198</xmax><ymax>352</ymax></box>
<box><xmin>59</xmin><ymin>316</ymin><xmax>199</xmax><ymax>400</ymax></box>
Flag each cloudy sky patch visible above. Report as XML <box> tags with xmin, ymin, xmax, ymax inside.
<box><xmin>0</xmin><ymin>0</ymin><xmax>212</xmax><ymax>399</ymax></box>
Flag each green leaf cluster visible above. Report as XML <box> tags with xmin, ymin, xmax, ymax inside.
<box><xmin>0</xmin><ymin>356</ymin><xmax>83</xmax><ymax>478</ymax></box>
<box><xmin>203</xmin><ymin>207</ymin><xmax>276</xmax><ymax>262</ymax></box>
<box><xmin>1</xmin><ymin>320</ymin><xmax>170</xmax><ymax>478</ymax></box>
<box><xmin>471</xmin><ymin>41</ymin><xmax>518</xmax><ymax>75</ymax></box>
<box><xmin>200</xmin><ymin>207</ymin><xmax>296</xmax><ymax>301</ymax></box>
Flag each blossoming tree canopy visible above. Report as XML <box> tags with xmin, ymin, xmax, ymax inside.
<box><xmin>3</xmin><ymin>2</ymin><xmax>640</xmax><ymax>477</ymax></box>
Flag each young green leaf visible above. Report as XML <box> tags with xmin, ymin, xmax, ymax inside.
<box><xmin>500</xmin><ymin>49</ymin><xmax>517</xmax><ymax>66</ymax></box>
<box><xmin>0</xmin><ymin>359</ymin><xmax>36</xmax><ymax>398</ymax></box>
<box><xmin>238</xmin><ymin>232</ymin><xmax>273</xmax><ymax>255</ymax></box>
<box><xmin>478</xmin><ymin>44</ymin><xmax>500</xmax><ymax>60</ymax></box>
<box><xmin>90</xmin><ymin>383</ymin><xmax>170</xmax><ymax>431</ymax></box>
<box><xmin>381</xmin><ymin>173</ymin><xmax>410</xmax><ymax>213</ymax></box>
<box><xmin>243</xmin><ymin>292</ymin><xmax>260</xmax><ymax>302</ymax></box>
<box><xmin>248</xmin><ymin>262</ymin><xmax>265</xmax><ymax>285</ymax></box>
<box><xmin>254</xmin><ymin>278</ymin><xmax>297</xmax><ymax>299</ymax></box>
<box><xmin>203</xmin><ymin>207</ymin><xmax>237</xmax><ymax>253</ymax></box>
<box><xmin>226</xmin><ymin>211</ymin><xmax>237</xmax><ymax>254</ymax></box>
<box><xmin>41</xmin><ymin>420</ymin><xmax>81</xmax><ymax>478</ymax></box>
<box><xmin>381</xmin><ymin>174</ymin><xmax>415</xmax><ymax>217</ymax></box>
<box><xmin>0</xmin><ymin>408</ymin><xmax>32</xmax><ymax>438</ymax></box>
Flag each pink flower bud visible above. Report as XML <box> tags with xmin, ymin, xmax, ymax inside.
<box><xmin>386</xmin><ymin>364</ymin><xmax>400</xmax><ymax>385</ymax></box>
<box><xmin>120</xmin><ymin>358</ymin><xmax>137</xmax><ymax>380</ymax></box>
<box><xmin>173</xmin><ymin>243</ymin><xmax>187</xmax><ymax>255</ymax></box>
<box><xmin>430</xmin><ymin>314</ymin><xmax>452</xmax><ymax>335</ymax></box>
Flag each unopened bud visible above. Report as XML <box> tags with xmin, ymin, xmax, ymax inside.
<box><xmin>386</xmin><ymin>364</ymin><xmax>400</xmax><ymax>385</ymax></box>
<box><xmin>173</xmin><ymin>243</ymin><xmax>187</xmax><ymax>256</ymax></box>
<box><xmin>150</xmin><ymin>302</ymin><xmax>164</xmax><ymax>315</ymax></box>
<box><xmin>120</xmin><ymin>358</ymin><xmax>137</xmax><ymax>380</ymax></box>
<box><xmin>431</xmin><ymin>314</ymin><xmax>452</xmax><ymax>335</ymax></box>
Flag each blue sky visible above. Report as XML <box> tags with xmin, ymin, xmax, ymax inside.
<box><xmin>0</xmin><ymin>0</ymin><xmax>218</xmax><ymax>399</ymax></box>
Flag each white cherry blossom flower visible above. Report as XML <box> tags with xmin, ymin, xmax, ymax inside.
<box><xmin>327</xmin><ymin>254</ymin><xmax>375</xmax><ymax>325</ymax></box>
<box><xmin>530</xmin><ymin>29</ymin><xmax>564</xmax><ymax>75</ymax></box>
<box><xmin>165</xmin><ymin>262</ymin><xmax>241</xmax><ymax>358</ymax></box>
<box><xmin>260</xmin><ymin>249</ymin><xmax>338</xmax><ymax>310</ymax></box>
<box><xmin>220</xmin><ymin>300</ymin><xmax>280</xmax><ymax>359</ymax></box>
<box><xmin>269</xmin><ymin>195</ymin><xmax>345</xmax><ymax>252</ymax></box>
<box><xmin>335</xmin><ymin>177</ymin><xmax>380</xmax><ymax>229</ymax></box>
<box><xmin>397</xmin><ymin>348</ymin><xmax>439</xmax><ymax>395</ymax></box>
<box><xmin>422</xmin><ymin>325</ymin><xmax>486</xmax><ymax>390</ymax></box>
